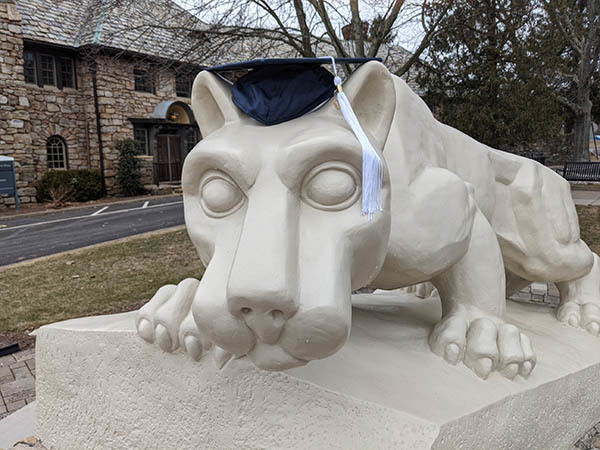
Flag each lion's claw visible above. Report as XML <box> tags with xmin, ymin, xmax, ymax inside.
<box><xmin>430</xmin><ymin>310</ymin><xmax>536</xmax><ymax>380</ymax></box>
<box><xmin>136</xmin><ymin>278</ymin><xmax>217</xmax><ymax>363</ymax></box>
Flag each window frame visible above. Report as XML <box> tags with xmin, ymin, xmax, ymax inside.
<box><xmin>184</xmin><ymin>127</ymin><xmax>198</xmax><ymax>153</ymax></box>
<box><xmin>175</xmin><ymin>72</ymin><xmax>194</xmax><ymax>98</ymax></box>
<box><xmin>58</xmin><ymin>57</ymin><xmax>75</xmax><ymax>89</ymax></box>
<box><xmin>39</xmin><ymin>53</ymin><xmax>56</xmax><ymax>87</ymax></box>
<box><xmin>23</xmin><ymin>50</ymin><xmax>37</xmax><ymax>84</ymax></box>
<box><xmin>46</xmin><ymin>135</ymin><xmax>69</xmax><ymax>170</ymax></box>
<box><xmin>23</xmin><ymin>44</ymin><xmax>77</xmax><ymax>89</ymax></box>
<box><xmin>134</xmin><ymin>66</ymin><xmax>156</xmax><ymax>94</ymax></box>
<box><xmin>133</xmin><ymin>126</ymin><xmax>150</xmax><ymax>156</ymax></box>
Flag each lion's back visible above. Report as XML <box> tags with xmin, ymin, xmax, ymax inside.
<box><xmin>384</xmin><ymin>75</ymin><xmax>585</xmax><ymax>281</ymax></box>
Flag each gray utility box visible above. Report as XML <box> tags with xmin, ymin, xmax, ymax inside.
<box><xmin>0</xmin><ymin>155</ymin><xmax>19</xmax><ymax>210</ymax></box>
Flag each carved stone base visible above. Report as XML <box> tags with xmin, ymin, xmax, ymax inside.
<box><xmin>35</xmin><ymin>292</ymin><xmax>600</xmax><ymax>449</ymax></box>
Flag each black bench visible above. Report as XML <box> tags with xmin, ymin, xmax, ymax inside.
<box><xmin>562</xmin><ymin>161</ymin><xmax>600</xmax><ymax>182</ymax></box>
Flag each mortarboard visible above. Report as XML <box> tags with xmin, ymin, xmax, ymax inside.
<box><xmin>205</xmin><ymin>57</ymin><xmax>384</xmax><ymax>218</ymax></box>
<box><xmin>207</xmin><ymin>57</ymin><xmax>380</xmax><ymax>126</ymax></box>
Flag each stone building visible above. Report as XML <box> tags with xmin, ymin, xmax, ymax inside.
<box><xmin>0</xmin><ymin>0</ymin><xmax>204</xmax><ymax>208</ymax></box>
<box><xmin>0</xmin><ymin>0</ymin><xmax>420</xmax><ymax>209</ymax></box>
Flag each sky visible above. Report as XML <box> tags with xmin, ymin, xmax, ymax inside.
<box><xmin>172</xmin><ymin>0</ymin><xmax>425</xmax><ymax>53</ymax></box>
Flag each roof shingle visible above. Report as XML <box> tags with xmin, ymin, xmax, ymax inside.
<box><xmin>15</xmin><ymin>0</ymin><xmax>206</xmax><ymax>62</ymax></box>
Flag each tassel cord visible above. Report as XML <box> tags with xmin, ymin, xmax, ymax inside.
<box><xmin>325</xmin><ymin>56</ymin><xmax>383</xmax><ymax>218</ymax></box>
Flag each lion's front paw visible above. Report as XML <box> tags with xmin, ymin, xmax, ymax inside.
<box><xmin>136</xmin><ymin>278</ymin><xmax>215</xmax><ymax>362</ymax></box>
<box><xmin>557</xmin><ymin>301</ymin><xmax>600</xmax><ymax>336</ymax></box>
<box><xmin>429</xmin><ymin>310</ymin><xmax>536</xmax><ymax>380</ymax></box>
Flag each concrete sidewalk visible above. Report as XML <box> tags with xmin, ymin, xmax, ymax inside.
<box><xmin>571</xmin><ymin>189</ymin><xmax>600</xmax><ymax>206</ymax></box>
<box><xmin>0</xmin><ymin>402</ymin><xmax>36</xmax><ymax>449</ymax></box>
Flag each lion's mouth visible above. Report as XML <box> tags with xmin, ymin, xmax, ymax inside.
<box><xmin>245</xmin><ymin>342</ymin><xmax>308</xmax><ymax>371</ymax></box>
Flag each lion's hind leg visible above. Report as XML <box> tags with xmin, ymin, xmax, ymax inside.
<box><xmin>490</xmin><ymin>151</ymin><xmax>599</xmax><ymax>335</ymax></box>
<box><xmin>556</xmin><ymin>252</ymin><xmax>600</xmax><ymax>335</ymax></box>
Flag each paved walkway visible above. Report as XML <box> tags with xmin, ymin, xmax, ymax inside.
<box><xmin>0</xmin><ymin>348</ymin><xmax>35</xmax><ymax>421</ymax></box>
<box><xmin>509</xmin><ymin>282</ymin><xmax>560</xmax><ymax>307</ymax></box>
<box><xmin>572</xmin><ymin>189</ymin><xmax>600</xmax><ymax>206</ymax></box>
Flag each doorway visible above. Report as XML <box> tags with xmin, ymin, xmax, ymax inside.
<box><xmin>156</xmin><ymin>134</ymin><xmax>182</xmax><ymax>182</ymax></box>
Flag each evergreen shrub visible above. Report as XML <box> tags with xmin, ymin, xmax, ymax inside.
<box><xmin>116</xmin><ymin>139</ymin><xmax>145</xmax><ymax>197</ymax></box>
<box><xmin>36</xmin><ymin>169</ymin><xmax>104</xmax><ymax>203</ymax></box>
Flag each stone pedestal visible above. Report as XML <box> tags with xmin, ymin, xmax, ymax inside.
<box><xmin>35</xmin><ymin>292</ymin><xmax>600</xmax><ymax>449</ymax></box>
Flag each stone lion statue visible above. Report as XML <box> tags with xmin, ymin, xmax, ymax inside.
<box><xmin>135</xmin><ymin>61</ymin><xmax>600</xmax><ymax>380</ymax></box>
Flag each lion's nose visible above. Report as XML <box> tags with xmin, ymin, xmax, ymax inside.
<box><xmin>228</xmin><ymin>296</ymin><xmax>297</xmax><ymax>344</ymax></box>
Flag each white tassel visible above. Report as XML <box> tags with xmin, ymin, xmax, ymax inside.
<box><xmin>327</xmin><ymin>56</ymin><xmax>383</xmax><ymax>219</ymax></box>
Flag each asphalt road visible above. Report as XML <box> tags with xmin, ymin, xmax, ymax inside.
<box><xmin>0</xmin><ymin>189</ymin><xmax>594</xmax><ymax>267</ymax></box>
<box><xmin>0</xmin><ymin>195</ymin><xmax>184</xmax><ymax>266</ymax></box>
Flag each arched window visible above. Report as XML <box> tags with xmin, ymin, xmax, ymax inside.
<box><xmin>46</xmin><ymin>136</ymin><xmax>68</xmax><ymax>169</ymax></box>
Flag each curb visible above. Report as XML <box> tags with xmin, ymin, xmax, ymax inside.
<box><xmin>0</xmin><ymin>225</ymin><xmax>186</xmax><ymax>270</ymax></box>
<box><xmin>0</xmin><ymin>193</ymin><xmax>183</xmax><ymax>221</ymax></box>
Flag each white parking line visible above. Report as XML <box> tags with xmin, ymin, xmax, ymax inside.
<box><xmin>91</xmin><ymin>206</ymin><xmax>109</xmax><ymax>216</ymax></box>
<box><xmin>142</xmin><ymin>201</ymin><xmax>149</xmax><ymax>208</ymax></box>
<box><xmin>0</xmin><ymin>200</ymin><xmax>183</xmax><ymax>232</ymax></box>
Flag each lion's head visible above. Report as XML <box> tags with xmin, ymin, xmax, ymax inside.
<box><xmin>183</xmin><ymin>61</ymin><xmax>395</xmax><ymax>370</ymax></box>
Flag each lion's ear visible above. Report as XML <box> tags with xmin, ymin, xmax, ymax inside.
<box><xmin>326</xmin><ymin>61</ymin><xmax>396</xmax><ymax>149</ymax></box>
<box><xmin>191</xmin><ymin>71</ymin><xmax>243</xmax><ymax>137</ymax></box>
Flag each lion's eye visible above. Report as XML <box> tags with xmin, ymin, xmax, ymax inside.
<box><xmin>301</xmin><ymin>162</ymin><xmax>360</xmax><ymax>211</ymax></box>
<box><xmin>199</xmin><ymin>171</ymin><xmax>244</xmax><ymax>217</ymax></box>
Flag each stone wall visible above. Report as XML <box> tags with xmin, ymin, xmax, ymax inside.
<box><xmin>0</xmin><ymin>13</ymin><xmax>192</xmax><ymax>208</ymax></box>
<box><xmin>0</xmin><ymin>0</ymin><xmax>32</xmax><ymax>207</ymax></box>
<box><xmin>136</xmin><ymin>155</ymin><xmax>154</xmax><ymax>186</ymax></box>
<box><xmin>93</xmin><ymin>55</ymin><xmax>192</xmax><ymax>193</ymax></box>
<box><xmin>0</xmin><ymin>0</ymin><xmax>95</xmax><ymax>209</ymax></box>
<box><xmin>24</xmin><ymin>58</ymin><xmax>96</xmax><ymax>181</ymax></box>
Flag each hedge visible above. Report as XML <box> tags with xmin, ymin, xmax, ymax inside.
<box><xmin>35</xmin><ymin>169</ymin><xmax>105</xmax><ymax>203</ymax></box>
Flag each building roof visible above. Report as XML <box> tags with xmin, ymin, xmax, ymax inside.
<box><xmin>15</xmin><ymin>0</ymin><xmax>207</xmax><ymax>63</ymax></box>
<box><xmin>13</xmin><ymin>0</ymin><xmax>420</xmax><ymax>88</ymax></box>
<box><xmin>16</xmin><ymin>0</ymin><xmax>90</xmax><ymax>48</ymax></box>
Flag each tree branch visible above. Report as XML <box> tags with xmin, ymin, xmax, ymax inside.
<box><xmin>306</xmin><ymin>0</ymin><xmax>349</xmax><ymax>58</ymax></box>
<box><xmin>252</xmin><ymin>0</ymin><xmax>306</xmax><ymax>55</ymax></box>
<box><xmin>396</xmin><ymin>0</ymin><xmax>453</xmax><ymax>77</ymax></box>
<box><xmin>367</xmin><ymin>0</ymin><xmax>404</xmax><ymax>58</ymax></box>
<box><xmin>349</xmin><ymin>0</ymin><xmax>365</xmax><ymax>57</ymax></box>
<box><xmin>292</xmin><ymin>0</ymin><xmax>315</xmax><ymax>56</ymax></box>
<box><xmin>556</xmin><ymin>94</ymin><xmax>583</xmax><ymax>114</ymax></box>
<box><xmin>543</xmin><ymin>0</ymin><xmax>583</xmax><ymax>56</ymax></box>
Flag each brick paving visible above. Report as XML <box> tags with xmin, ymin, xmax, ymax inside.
<box><xmin>508</xmin><ymin>281</ymin><xmax>561</xmax><ymax>307</ymax></box>
<box><xmin>575</xmin><ymin>421</ymin><xmax>600</xmax><ymax>449</ymax></box>
<box><xmin>0</xmin><ymin>348</ymin><xmax>35</xmax><ymax>421</ymax></box>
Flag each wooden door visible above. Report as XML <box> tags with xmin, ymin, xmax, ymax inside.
<box><xmin>157</xmin><ymin>135</ymin><xmax>182</xmax><ymax>182</ymax></box>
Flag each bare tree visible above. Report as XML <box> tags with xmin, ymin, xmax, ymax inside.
<box><xmin>232</xmin><ymin>0</ymin><xmax>454</xmax><ymax>76</ymax></box>
<box><xmin>91</xmin><ymin>0</ymin><xmax>454</xmax><ymax>78</ymax></box>
<box><xmin>541</xmin><ymin>0</ymin><xmax>600</xmax><ymax>161</ymax></box>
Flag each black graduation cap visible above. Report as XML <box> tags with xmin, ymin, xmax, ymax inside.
<box><xmin>206</xmin><ymin>57</ymin><xmax>381</xmax><ymax>126</ymax></box>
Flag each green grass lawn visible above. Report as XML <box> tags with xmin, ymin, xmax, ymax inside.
<box><xmin>1</xmin><ymin>206</ymin><xmax>599</xmax><ymax>347</ymax></box>
<box><xmin>577</xmin><ymin>205</ymin><xmax>600</xmax><ymax>255</ymax></box>
<box><xmin>0</xmin><ymin>228</ymin><xmax>203</xmax><ymax>339</ymax></box>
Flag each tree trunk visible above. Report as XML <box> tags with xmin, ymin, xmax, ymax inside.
<box><xmin>573</xmin><ymin>87</ymin><xmax>592</xmax><ymax>161</ymax></box>
<box><xmin>292</xmin><ymin>0</ymin><xmax>315</xmax><ymax>57</ymax></box>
